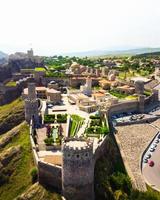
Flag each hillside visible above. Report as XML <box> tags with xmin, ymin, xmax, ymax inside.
<box><xmin>62</xmin><ymin>47</ymin><xmax>160</xmax><ymax>57</ymax></box>
<box><xmin>133</xmin><ymin>51</ymin><xmax>160</xmax><ymax>58</ymax></box>
<box><xmin>0</xmin><ymin>51</ymin><xmax>8</xmax><ymax>60</ymax></box>
<box><xmin>0</xmin><ymin>98</ymin><xmax>24</xmax><ymax>135</ymax></box>
<box><xmin>0</xmin><ymin>123</ymin><xmax>61</xmax><ymax>200</ymax></box>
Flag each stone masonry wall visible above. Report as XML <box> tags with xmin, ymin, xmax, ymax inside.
<box><xmin>38</xmin><ymin>161</ymin><xmax>62</xmax><ymax>191</ymax></box>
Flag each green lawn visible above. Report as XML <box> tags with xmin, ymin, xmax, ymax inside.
<box><xmin>5</xmin><ymin>81</ymin><xmax>17</xmax><ymax>87</ymax></box>
<box><xmin>0</xmin><ymin>98</ymin><xmax>24</xmax><ymax>135</ymax></box>
<box><xmin>35</xmin><ymin>67</ymin><xmax>46</xmax><ymax>72</ymax></box>
<box><xmin>109</xmin><ymin>90</ymin><xmax>129</xmax><ymax>99</ymax></box>
<box><xmin>69</xmin><ymin>115</ymin><xmax>84</xmax><ymax>137</ymax></box>
<box><xmin>0</xmin><ymin>123</ymin><xmax>34</xmax><ymax>200</ymax></box>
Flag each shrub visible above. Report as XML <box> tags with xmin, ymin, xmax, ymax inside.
<box><xmin>44</xmin><ymin>114</ymin><xmax>55</xmax><ymax>123</ymax></box>
<box><xmin>0</xmin><ymin>173</ymin><xmax>9</xmax><ymax>186</ymax></box>
<box><xmin>57</xmin><ymin>114</ymin><xmax>67</xmax><ymax>123</ymax></box>
<box><xmin>101</xmin><ymin>126</ymin><xmax>109</xmax><ymax>135</ymax></box>
<box><xmin>109</xmin><ymin>172</ymin><xmax>131</xmax><ymax>195</ymax></box>
<box><xmin>90</xmin><ymin>115</ymin><xmax>100</xmax><ymax>119</ymax></box>
<box><xmin>30</xmin><ymin>167</ymin><xmax>38</xmax><ymax>183</ymax></box>
<box><xmin>44</xmin><ymin>137</ymin><xmax>54</xmax><ymax>145</ymax></box>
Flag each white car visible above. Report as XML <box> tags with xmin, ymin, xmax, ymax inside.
<box><xmin>145</xmin><ymin>154</ymin><xmax>151</xmax><ymax>159</ymax></box>
<box><xmin>150</xmin><ymin>147</ymin><xmax>155</xmax><ymax>152</ymax></box>
<box><xmin>152</xmin><ymin>144</ymin><xmax>157</xmax><ymax>148</ymax></box>
<box><xmin>155</xmin><ymin>139</ymin><xmax>159</xmax><ymax>144</ymax></box>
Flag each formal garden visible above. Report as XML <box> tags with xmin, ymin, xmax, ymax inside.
<box><xmin>44</xmin><ymin>124</ymin><xmax>62</xmax><ymax>146</ymax></box>
<box><xmin>43</xmin><ymin>114</ymin><xmax>67</xmax><ymax>146</ymax></box>
<box><xmin>85</xmin><ymin>114</ymin><xmax>109</xmax><ymax>138</ymax></box>
<box><xmin>44</xmin><ymin>114</ymin><xmax>67</xmax><ymax>124</ymax></box>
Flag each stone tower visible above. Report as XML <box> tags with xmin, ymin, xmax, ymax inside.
<box><xmin>80</xmin><ymin>76</ymin><xmax>92</xmax><ymax>96</ymax></box>
<box><xmin>135</xmin><ymin>80</ymin><xmax>144</xmax><ymax>95</ymax></box>
<box><xmin>25</xmin><ymin>82</ymin><xmax>39</xmax><ymax>123</ymax></box>
<box><xmin>62</xmin><ymin>138</ymin><xmax>94</xmax><ymax>200</ymax></box>
<box><xmin>27</xmin><ymin>48</ymin><xmax>34</xmax><ymax>60</ymax></box>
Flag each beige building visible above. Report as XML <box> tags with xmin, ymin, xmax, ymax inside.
<box><xmin>46</xmin><ymin>88</ymin><xmax>61</xmax><ymax>104</ymax></box>
<box><xmin>116</xmin><ymin>85</ymin><xmax>135</xmax><ymax>95</ymax></box>
<box><xmin>92</xmin><ymin>91</ymin><xmax>106</xmax><ymax>102</ymax></box>
<box><xmin>23</xmin><ymin>86</ymin><xmax>62</xmax><ymax>104</ymax></box>
<box><xmin>99</xmin><ymin>79</ymin><xmax>117</xmax><ymax>90</ymax></box>
<box><xmin>78</xmin><ymin>98</ymin><xmax>98</xmax><ymax>113</ymax></box>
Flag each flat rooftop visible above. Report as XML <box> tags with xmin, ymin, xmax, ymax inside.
<box><xmin>65</xmin><ymin>140</ymin><xmax>89</xmax><ymax>149</ymax></box>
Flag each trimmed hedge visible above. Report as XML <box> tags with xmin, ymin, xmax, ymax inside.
<box><xmin>44</xmin><ymin>114</ymin><xmax>55</xmax><ymax>123</ymax></box>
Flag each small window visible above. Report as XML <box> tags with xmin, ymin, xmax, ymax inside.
<box><xmin>77</xmin><ymin>154</ymin><xmax>79</xmax><ymax>158</ymax></box>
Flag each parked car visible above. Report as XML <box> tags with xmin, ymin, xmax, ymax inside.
<box><xmin>47</xmin><ymin>104</ymin><xmax>53</xmax><ymax>108</ymax></box>
<box><xmin>158</xmin><ymin>134</ymin><xmax>160</xmax><ymax>139</ymax></box>
<box><xmin>148</xmin><ymin>160</ymin><xmax>154</xmax><ymax>167</ymax></box>
<box><xmin>145</xmin><ymin>153</ymin><xmax>151</xmax><ymax>159</ymax></box>
<box><xmin>155</xmin><ymin>139</ymin><xmax>159</xmax><ymax>144</ymax></box>
<box><xmin>150</xmin><ymin>147</ymin><xmax>155</xmax><ymax>152</ymax></box>
<box><xmin>152</xmin><ymin>144</ymin><xmax>157</xmax><ymax>148</ymax></box>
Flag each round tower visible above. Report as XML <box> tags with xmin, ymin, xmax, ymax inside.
<box><xmin>25</xmin><ymin>83</ymin><xmax>39</xmax><ymax>123</ymax></box>
<box><xmin>62</xmin><ymin>138</ymin><xmax>94</xmax><ymax>200</ymax></box>
<box><xmin>135</xmin><ymin>80</ymin><xmax>144</xmax><ymax>95</ymax></box>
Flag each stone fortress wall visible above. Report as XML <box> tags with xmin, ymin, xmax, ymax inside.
<box><xmin>29</xmin><ymin>118</ymin><xmax>110</xmax><ymax>200</ymax></box>
<box><xmin>28</xmin><ymin>86</ymin><xmax>159</xmax><ymax>200</ymax></box>
<box><xmin>108</xmin><ymin>90</ymin><xmax>159</xmax><ymax>127</ymax></box>
<box><xmin>0</xmin><ymin>76</ymin><xmax>34</xmax><ymax>105</ymax></box>
<box><xmin>29</xmin><ymin>122</ymin><xmax>62</xmax><ymax>191</ymax></box>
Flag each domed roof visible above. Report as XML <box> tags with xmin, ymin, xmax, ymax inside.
<box><xmin>71</xmin><ymin>62</ymin><xmax>80</xmax><ymax>68</ymax></box>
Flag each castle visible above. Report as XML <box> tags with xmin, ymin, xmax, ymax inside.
<box><xmin>25</xmin><ymin>82</ymin><xmax>99</xmax><ymax>200</ymax></box>
<box><xmin>24</xmin><ymin>78</ymin><xmax>159</xmax><ymax>200</ymax></box>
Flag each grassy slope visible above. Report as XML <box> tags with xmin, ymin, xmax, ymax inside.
<box><xmin>0</xmin><ymin>123</ymin><xmax>61</xmax><ymax>200</ymax></box>
<box><xmin>17</xmin><ymin>183</ymin><xmax>61</xmax><ymax>200</ymax></box>
<box><xmin>0</xmin><ymin>98</ymin><xmax>24</xmax><ymax>135</ymax></box>
<box><xmin>0</xmin><ymin>123</ymin><xmax>34</xmax><ymax>200</ymax></box>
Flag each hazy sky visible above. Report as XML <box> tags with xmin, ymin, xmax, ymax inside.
<box><xmin>0</xmin><ymin>0</ymin><xmax>160</xmax><ymax>55</ymax></box>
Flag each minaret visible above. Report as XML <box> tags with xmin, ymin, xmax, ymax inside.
<box><xmin>24</xmin><ymin>83</ymin><xmax>39</xmax><ymax>124</ymax></box>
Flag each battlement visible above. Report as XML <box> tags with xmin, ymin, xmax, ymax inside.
<box><xmin>62</xmin><ymin>138</ymin><xmax>93</xmax><ymax>160</ymax></box>
<box><xmin>25</xmin><ymin>98</ymin><xmax>38</xmax><ymax>103</ymax></box>
<box><xmin>62</xmin><ymin>137</ymin><xmax>93</xmax><ymax>150</ymax></box>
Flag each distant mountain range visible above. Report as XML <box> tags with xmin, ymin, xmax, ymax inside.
<box><xmin>1</xmin><ymin>47</ymin><xmax>160</xmax><ymax>58</ymax></box>
<box><xmin>0</xmin><ymin>51</ymin><xmax>8</xmax><ymax>65</ymax></box>
<box><xmin>62</xmin><ymin>47</ymin><xmax>160</xmax><ymax>57</ymax></box>
<box><xmin>0</xmin><ymin>51</ymin><xmax>8</xmax><ymax>59</ymax></box>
